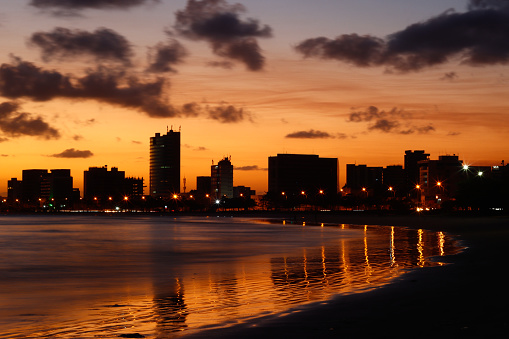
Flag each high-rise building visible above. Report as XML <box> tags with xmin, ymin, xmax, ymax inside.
<box><xmin>21</xmin><ymin>169</ymin><xmax>47</xmax><ymax>202</ymax></box>
<box><xmin>404</xmin><ymin>150</ymin><xmax>430</xmax><ymax>192</ymax></box>
<box><xmin>268</xmin><ymin>154</ymin><xmax>338</xmax><ymax>196</ymax></box>
<box><xmin>150</xmin><ymin>128</ymin><xmax>181</xmax><ymax>197</ymax></box>
<box><xmin>211</xmin><ymin>157</ymin><xmax>233</xmax><ymax>199</ymax></box>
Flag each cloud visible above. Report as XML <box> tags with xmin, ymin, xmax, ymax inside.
<box><xmin>348</xmin><ymin>106</ymin><xmax>435</xmax><ymax>134</ymax></box>
<box><xmin>441</xmin><ymin>71</ymin><xmax>458</xmax><ymax>80</ymax></box>
<box><xmin>0</xmin><ymin>57</ymin><xmax>250</xmax><ymax>123</ymax></box>
<box><xmin>30</xmin><ymin>0</ymin><xmax>159</xmax><ymax>11</ymax></box>
<box><xmin>285</xmin><ymin>129</ymin><xmax>334</xmax><ymax>139</ymax></box>
<box><xmin>50</xmin><ymin>148</ymin><xmax>94</xmax><ymax>158</ymax></box>
<box><xmin>0</xmin><ymin>57</ymin><xmax>178</xmax><ymax>117</ymax></box>
<box><xmin>207</xmin><ymin>60</ymin><xmax>234</xmax><ymax>69</ymax></box>
<box><xmin>234</xmin><ymin>165</ymin><xmax>267</xmax><ymax>171</ymax></box>
<box><xmin>206</xmin><ymin>103</ymin><xmax>249</xmax><ymax>123</ymax></box>
<box><xmin>0</xmin><ymin>101</ymin><xmax>60</xmax><ymax>139</ymax></box>
<box><xmin>468</xmin><ymin>0</ymin><xmax>509</xmax><ymax>10</ymax></box>
<box><xmin>132</xmin><ymin>140</ymin><xmax>142</xmax><ymax>144</ymax></box>
<box><xmin>173</xmin><ymin>0</ymin><xmax>272</xmax><ymax>71</ymax></box>
<box><xmin>146</xmin><ymin>39</ymin><xmax>188</xmax><ymax>73</ymax></box>
<box><xmin>0</xmin><ymin>138</ymin><xmax>8</xmax><ymax>143</ymax></box>
<box><xmin>73</xmin><ymin>134</ymin><xmax>83</xmax><ymax>140</ymax></box>
<box><xmin>29</xmin><ymin>27</ymin><xmax>134</xmax><ymax>65</ymax></box>
<box><xmin>295</xmin><ymin>4</ymin><xmax>509</xmax><ymax>72</ymax></box>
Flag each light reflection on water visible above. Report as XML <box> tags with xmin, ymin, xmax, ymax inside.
<box><xmin>0</xmin><ymin>216</ymin><xmax>460</xmax><ymax>338</ymax></box>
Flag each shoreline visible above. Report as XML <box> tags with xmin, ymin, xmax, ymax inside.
<box><xmin>181</xmin><ymin>211</ymin><xmax>509</xmax><ymax>338</ymax></box>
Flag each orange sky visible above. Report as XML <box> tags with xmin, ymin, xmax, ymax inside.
<box><xmin>1</xmin><ymin>0</ymin><xmax>508</xmax><ymax>195</ymax></box>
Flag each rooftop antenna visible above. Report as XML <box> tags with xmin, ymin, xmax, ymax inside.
<box><xmin>166</xmin><ymin>125</ymin><xmax>168</xmax><ymax>133</ymax></box>
<box><xmin>183</xmin><ymin>176</ymin><xmax>187</xmax><ymax>193</ymax></box>
<box><xmin>179</xmin><ymin>125</ymin><xmax>181</xmax><ymax>132</ymax></box>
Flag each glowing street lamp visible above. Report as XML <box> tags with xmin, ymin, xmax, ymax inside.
<box><xmin>478</xmin><ymin>171</ymin><xmax>483</xmax><ymax>177</ymax></box>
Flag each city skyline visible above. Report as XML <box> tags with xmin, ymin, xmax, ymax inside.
<box><xmin>1</xmin><ymin>0</ymin><xmax>508</xmax><ymax>196</ymax></box>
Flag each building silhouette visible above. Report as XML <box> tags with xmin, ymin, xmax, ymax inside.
<box><xmin>268</xmin><ymin>154</ymin><xmax>338</xmax><ymax>196</ymax></box>
<box><xmin>418</xmin><ymin>155</ymin><xmax>463</xmax><ymax>205</ymax></box>
<box><xmin>150</xmin><ymin>128</ymin><xmax>180</xmax><ymax>197</ymax></box>
<box><xmin>7</xmin><ymin>178</ymin><xmax>22</xmax><ymax>202</ymax></box>
<box><xmin>196</xmin><ymin>176</ymin><xmax>211</xmax><ymax>196</ymax></box>
<box><xmin>7</xmin><ymin>169</ymin><xmax>74</xmax><ymax>206</ymax></box>
<box><xmin>383</xmin><ymin>165</ymin><xmax>405</xmax><ymax>192</ymax></box>
<box><xmin>405</xmin><ymin>150</ymin><xmax>430</xmax><ymax>193</ymax></box>
<box><xmin>211</xmin><ymin>157</ymin><xmax>233</xmax><ymax>199</ymax></box>
<box><xmin>344</xmin><ymin>164</ymin><xmax>382</xmax><ymax>195</ymax></box>
<box><xmin>84</xmin><ymin>166</ymin><xmax>125</xmax><ymax>200</ymax></box>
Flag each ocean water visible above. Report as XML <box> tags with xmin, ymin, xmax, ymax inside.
<box><xmin>0</xmin><ymin>215</ymin><xmax>459</xmax><ymax>338</ymax></box>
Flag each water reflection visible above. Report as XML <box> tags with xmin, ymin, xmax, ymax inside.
<box><xmin>0</xmin><ymin>216</ymin><xmax>460</xmax><ymax>338</ymax></box>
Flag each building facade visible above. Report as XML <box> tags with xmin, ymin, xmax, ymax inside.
<box><xmin>211</xmin><ymin>157</ymin><xmax>233</xmax><ymax>199</ymax></box>
<box><xmin>84</xmin><ymin>166</ymin><xmax>125</xmax><ymax>200</ymax></box>
<box><xmin>150</xmin><ymin>128</ymin><xmax>181</xmax><ymax>197</ymax></box>
<box><xmin>268</xmin><ymin>154</ymin><xmax>338</xmax><ymax>197</ymax></box>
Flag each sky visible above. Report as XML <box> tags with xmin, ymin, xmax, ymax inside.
<box><xmin>1</xmin><ymin>0</ymin><xmax>508</xmax><ymax>196</ymax></box>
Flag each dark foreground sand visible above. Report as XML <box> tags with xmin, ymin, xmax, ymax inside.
<box><xmin>184</xmin><ymin>212</ymin><xmax>509</xmax><ymax>339</ymax></box>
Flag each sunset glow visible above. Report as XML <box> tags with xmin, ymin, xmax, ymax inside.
<box><xmin>1</xmin><ymin>0</ymin><xmax>508</xmax><ymax>196</ymax></box>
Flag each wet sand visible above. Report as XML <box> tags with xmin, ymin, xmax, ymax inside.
<box><xmin>184</xmin><ymin>212</ymin><xmax>509</xmax><ymax>338</ymax></box>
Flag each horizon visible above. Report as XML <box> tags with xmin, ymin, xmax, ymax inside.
<box><xmin>1</xmin><ymin>0</ymin><xmax>508</xmax><ymax>196</ymax></box>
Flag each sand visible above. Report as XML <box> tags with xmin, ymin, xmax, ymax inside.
<box><xmin>183</xmin><ymin>211</ymin><xmax>509</xmax><ymax>338</ymax></box>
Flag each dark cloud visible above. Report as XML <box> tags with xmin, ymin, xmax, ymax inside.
<box><xmin>0</xmin><ymin>101</ymin><xmax>60</xmax><ymax>139</ymax></box>
<box><xmin>234</xmin><ymin>165</ymin><xmax>267</xmax><ymax>171</ymax></box>
<box><xmin>0</xmin><ymin>57</ymin><xmax>250</xmax><ymax>123</ymax></box>
<box><xmin>207</xmin><ymin>60</ymin><xmax>234</xmax><ymax>69</ymax></box>
<box><xmin>72</xmin><ymin>134</ymin><xmax>83</xmax><ymax>140</ymax></box>
<box><xmin>0</xmin><ymin>138</ymin><xmax>8</xmax><ymax>143</ymax></box>
<box><xmin>173</xmin><ymin>0</ymin><xmax>272</xmax><ymax>71</ymax></box>
<box><xmin>348</xmin><ymin>106</ymin><xmax>435</xmax><ymax>134</ymax></box>
<box><xmin>132</xmin><ymin>140</ymin><xmax>142</xmax><ymax>144</ymax></box>
<box><xmin>30</xmin><ymin>0</ymin><xmax>159</xmax><ymax>10</ymax></box>
<box><xmin>50</xmin><ymin>148</ymin><xmax>93</xmax><ymax>158</ymax></box>
<box><xmin>285</xmin><ymin>129</ymin><xmax>334</xmax><ymax>139</ymax></box>
<box><xmin>0</xmin><ymin>57</ymin><xmax>178</xmax><ymax>117</ymax></box>
<box><xmin>207</xmin><ymin>103</ymin><xmax>248</xmax><ymax>123</ymax></box>
<box><xmin>295</xmin><ymin>5</ymin><xmax>509</xmax><ymax>72</ymax></box>
<box><xmin>146</xmin><ymin>39</ymin><xmax>188</xmax><ymax>73</ymax></box>
<box><xmin>30</xmin><ymin>27</ymin><xmax>133</xmax><ymax>65</ymax></box>
<box><xmin>441</xmin><ymin>71</ymin><xmax>458</xmax><ymax>80</ymax></box>
<box><xmin>468</xmin><ymin>0</ymin><xmax>509</xmax><ymax>10</ymax></box>
<box><xmin>368</xmin><ymin>119</ymin><xmax>400</xmax><ymax>133</ymax></box>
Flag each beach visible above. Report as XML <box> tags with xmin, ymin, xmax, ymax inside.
<box><xmin>183</xmin><ymin>212</ymin><xmax>509</xmax><ymax>338</ymax></box>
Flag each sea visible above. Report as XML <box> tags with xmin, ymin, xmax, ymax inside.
<box><xmin>0</xmin><ymin>215</ymin><xmax>460</xmax><ymax>338</ymax></box>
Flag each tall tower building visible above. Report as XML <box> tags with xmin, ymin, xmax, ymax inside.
<box><xmin>211</xmin><ymin>156</ymin><xmax>233</xmax><ymax>199</ymax></box>
<box><xmin>150</xmin><ymin>127</ymin><xmax>181</xmax><ymax>197</ymax></box>
<box><xmin>404</xmin><ymin>150</ymin><xmax>430</xmax><ymax>192</ymax></box>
